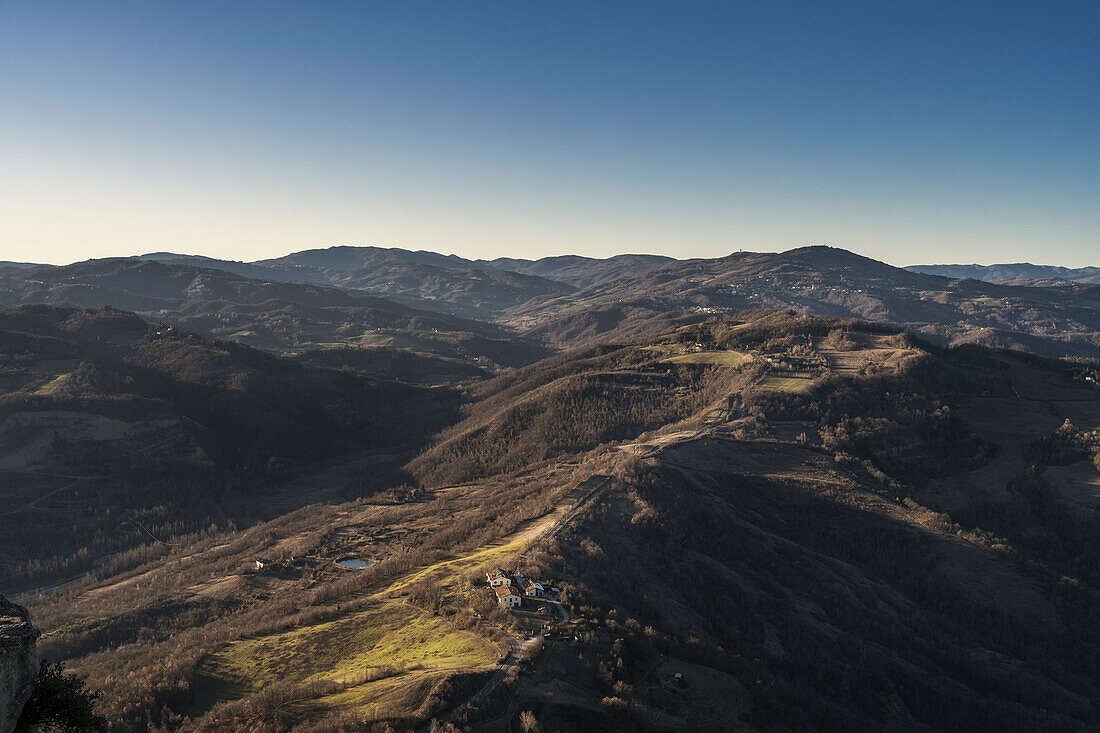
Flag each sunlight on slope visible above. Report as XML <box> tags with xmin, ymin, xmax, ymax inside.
<box><xmin>194</xmin><ymin>602</ymin><xmax>497</xmax><ymax>707</ymax></box>
<box><xmin>660</xmin><ymin>350</ymin><xmax>747</xmax><ymax>367</ymax></box>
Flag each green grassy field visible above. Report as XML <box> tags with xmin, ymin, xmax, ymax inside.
<box><xmin>769</xmin><ymin>421</ymin><xmax>821</xmax><ymax>444</ymax></box>
<box><xmin>384</xmin><ymin>535</ymin><xmax>529</xmax><ymax>593</ymax></box>
<box><xmin>953</xmin><ymin>354</ymin><xmax>1100</xmax><ymax>498</ymax></box>
<box><xmin>306</xmin><ymin>669</ymin><xmax>441</xmax><ymax>715</ymax></box>
<box><xmin>951</xmin><ymin>355</ymin><xmax>1100</xmax><ymax>443</ymax></box>
<box><xmin>999</xmin><ymin>356</ymin><xmax>1098</xmax><ymax>403</ymax></box>
<box><xmin>14</xmin><ymin>359</ymin><xmax>82</xmax><ymax>395</ymax></box>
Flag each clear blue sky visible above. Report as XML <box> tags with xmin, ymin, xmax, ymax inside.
<box><xmin>1</xmin><ymin>1</ymin><xmax>1097</xmax><ymax>266</ymax></box>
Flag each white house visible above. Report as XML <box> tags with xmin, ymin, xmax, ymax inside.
<box><xmin>494</xmin><ymin>584</ymin><xmax>522</xmax><ymax>608</ymax></box>
<box><xmin>487</xmin><ymin>569</ymin><xmax>511</xmax><ymax>587</ymax></box>
<box><xmin>523</xmin><ymin>579</ymin><xmax>546</xmax><ymax>597</ymax></box>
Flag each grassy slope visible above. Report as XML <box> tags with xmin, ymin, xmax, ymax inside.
<box><xmin>193</xmin><ymin>602</ymin><xmax>497</xmax><ymax>709</ymax></box>
<box><xmin>189</xmin><ymin>495</ymin><xmax>571</xmax><ymax>717</ymax></box>
<box><xmin>660</xmin><ymin>350</ymin><xmax>747</xmax><ymax>367</ymax></box>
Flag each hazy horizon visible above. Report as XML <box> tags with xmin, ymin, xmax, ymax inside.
<box><xmin>2</xmin><ymin>2</ymin><xmax>1097</xmax><ymax>267</ymax></box>
<box><xmin>2</xmin><ymin>241</ymin><xmax>1098</xmax><ymax>271</ymax></box>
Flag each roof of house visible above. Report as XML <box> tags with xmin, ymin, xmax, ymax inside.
<box><xmin>523</xmin><ymin>579</ymin><xmax>543</xmax><ymax>590</ymax></box>
<box><xmin>487</xmin><ymin>569</ymin><xmax>508</xmax><ymax>579</ymax></box>
<box><xmin>494</xmin><ymin>584</ymin><xmax>520</xmax><ymax>598</ymax></box>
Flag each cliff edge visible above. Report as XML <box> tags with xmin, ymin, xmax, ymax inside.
<box><xmin>0</xmin><ymin>597</ymin><xmax>38</xmax><ymax>733</ymax></box>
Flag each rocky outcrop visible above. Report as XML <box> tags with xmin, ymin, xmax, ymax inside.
<box><xmin>0</xmin><ymin>596</ymin><xmax>38</xmax><ymax>733</ymax></box>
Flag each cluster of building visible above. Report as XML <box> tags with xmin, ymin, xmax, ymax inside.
<box><xmin>487</xmin><ymin>568</ymin><xmax>550</xmax><ymax>608</ymax></box>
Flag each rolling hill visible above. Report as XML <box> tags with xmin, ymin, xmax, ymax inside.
<box><xmin>0</xmin><ymin>304</ymin><xmax>463</xmax><ymax>597</ymax></box>
<box><xmin>133</xmin><ymin>245</ymin><xmax>1100</xmax><ymax>360</ymax></box>
<box><xmin>4</xmin><ymin>245</ymin><xmax>1100</xmax><ymax>731</ymax></box>
<box><xmin>144</xmin><ymin>247</ymin><xmax>578</xmax><ymax>319</ymax></box>
<box><xmin>14</xmin><ymin>307</ymin><xmax>1100</xmax><ymax>732</ymax></box>
<box><xmin>0</xmin><ymin>259</ymin><xmax>548</xmax><ymax>369</ymax></box>
<box><xmin>254</xmin><ymin>245</ymin><xmax>673</xmax><ymax>289</ymax></box>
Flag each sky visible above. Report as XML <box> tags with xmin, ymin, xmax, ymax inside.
<box><xmin>1</xmin><ymin>1</ymin><xmax>1097</xmax><ymax>267</ymax></box>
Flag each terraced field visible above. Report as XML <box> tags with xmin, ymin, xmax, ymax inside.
<box><xmin>815</xmin><ymin>333</ymin><xmax>917</xmax><ymax>374</ymax></box>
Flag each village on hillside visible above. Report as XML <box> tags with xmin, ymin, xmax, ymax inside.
<box><xmin>486</xmin><ymin>568</ymin><xmax>558</xmax><ymax>610</ymax></box>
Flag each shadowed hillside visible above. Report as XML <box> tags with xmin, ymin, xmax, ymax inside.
<box><xmin>0</xmin><ymin>305</ymin><xmax>463</xmax><ymax>598</ymax></box>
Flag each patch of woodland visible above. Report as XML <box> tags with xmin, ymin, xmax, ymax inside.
<box><xmin>745</xmin><ymin>346</ymin><xmax>997</xmax><ymax>479</ymax></box>
<box><xmin>408</xmin><ymin>345</ymin><xmax>741</xmax><ymax>485</ymax></box>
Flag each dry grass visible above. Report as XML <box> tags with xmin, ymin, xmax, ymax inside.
<box><xmin>660</xmin><ymin>350</ymin><xmax>747</xmax><ymax>367</ymax></box>
<box><xmin>759</xmin><ymin>373</ymin><xmax>815</xmax><ymax>392</ymax></box>
<box><xmin>193</xmin><ymin>601</ymin><xmax>497</xmax><ymax>710</ymax></box>
<box><xmin>190</xmin><ymin>491</ymin><xmax>573</xmax><ymax>719</ymax></box>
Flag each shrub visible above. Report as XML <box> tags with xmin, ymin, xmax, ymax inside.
<box><xmin>17</xmin><ymin>661</ymin><xmax>106</xmax><ymax>733</ymax></box>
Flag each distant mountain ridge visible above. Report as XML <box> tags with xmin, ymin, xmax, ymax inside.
<box><xmin>255</xmin><ymin>245</ymin><xmax>674</xmax><ymax>288</ymax></box>
<box><xmin>0</xmin><ymin>261</ymin><xmax>41</xmax><ymax>274</ymax></box>
<box><xmin>3</xmin><ymin>245</ymin><xmax>1100</xmax><ymax>361</ymax></box>
<box><xmin>505</xmin><ymin>245</ymin><xmax>1100</xmax><ymax>359</ymax></box>
<box><xmin>908</xmin><ymin>262</ymin><xmax>1100</xmax><ymax>285</ymax></box>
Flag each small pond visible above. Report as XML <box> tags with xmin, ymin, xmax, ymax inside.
<box><xmin>335</xmin><ymin>558</ymin><xmax>374</xmax><ymax>569</ymax></box>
